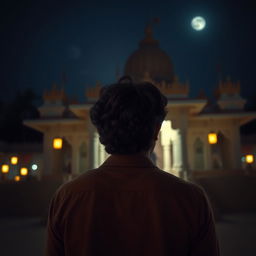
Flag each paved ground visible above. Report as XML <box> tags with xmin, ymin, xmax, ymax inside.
<box><xmin>0</xmin><ymin>213</ymin><xmax>256</xmax><ymax>256</ymax></box>
<box><xmin>216</xmin><ymin>213</ymin><xmax>256</xmax><ymax>256</ymax></box>
<box><xmin>0</xmin><ymin>218</ymin><xmax>46</xmax><ymax>256</ymax></box>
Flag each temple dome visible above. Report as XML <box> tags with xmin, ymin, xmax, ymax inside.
<box><xmin>124</xmin><ymin>25</ymin><xmax>175</xmax><ymax>83</ymax></box>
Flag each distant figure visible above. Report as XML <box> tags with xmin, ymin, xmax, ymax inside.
<box><xmin>46</xmin><ymin>77</ymin><xmax>220</xmax><ymax>256</ymax></box>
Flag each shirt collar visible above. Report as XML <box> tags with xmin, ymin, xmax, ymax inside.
<box><xmin>100</xmin><ymin>154</ymin><xmax>156</xmax><ymax>169</ymax></box>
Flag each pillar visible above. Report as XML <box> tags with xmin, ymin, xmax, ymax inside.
<box><xmin>172</xmin><ymin>128</ymin><xmax>188</xmax><ymax>179</ymax></box>
<box><xmin>88</xmin><ymin>120</ymin><xmax>97</xmax><ymax>169</ymax></box>
<box><xmin>94</xmin><ymin>132</ymin><xmax>99</xmax><ymax>168</ymax></box>
<box><xmin>160</xmin><ymin>120</ymin><xmax>172</xmax><ymax>173</ymax></box>
<box><xmin>99</xmin><ymin>142</ymin><xmax>106</xmax><ymax>165</ymax></box>
<box><xmin>162</xmin><ymin>144</ymin><xmax>171</xmax><ymax>172</ymax></box>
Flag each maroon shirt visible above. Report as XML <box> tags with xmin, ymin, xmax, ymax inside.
<box><xmin>46</xmin><ymin>154</ymin><xmax>220</xmax><ymax>256</ymax></box>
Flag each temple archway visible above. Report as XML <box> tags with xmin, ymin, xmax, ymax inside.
<box><xmin>210</xmin><ymin>132</ymin><xmax>231</xmax><ymax>170</ymax></box>
<box><xmin>52</xmin><ymin>138</ymin><xmax>72</xmax><ymax>181</ymax></box>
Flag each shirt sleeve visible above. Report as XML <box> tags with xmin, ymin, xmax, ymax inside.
<box><xmin>189</xmin><ymin>188</ymin><xmax>220</xmax><ymax>256</ymax></box>
<box><xmin>45</xmin><ymin>191</ymin><xmax>65</xmax><ymax>256</ymax></box>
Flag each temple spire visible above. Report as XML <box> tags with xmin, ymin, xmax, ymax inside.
<box><xmin>140</xmin><ymin>18</ymin><xmax>160</xmax><ymax>46</ymax></box>
<box><xmin>144</xmin><ymin>24</ymin><xmax>153</xmax><ymax>40</ymax></box>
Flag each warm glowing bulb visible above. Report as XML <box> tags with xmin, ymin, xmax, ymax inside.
<box><xmin>208</xmin><ymin>133</ymin><xmax>217</xmax><ymax>144</ymax></box>
<box><xmin>245</xmin><ymin>154</ymin><xmax>254</xmax><ymax>164</ymax></box>
<box><xmin>14</xmin><ymin>175</ymin><xmax>21</xmax><ymax>182</ymax></box>
<box><xmin>53</xmin><ymin>138</ymin><xmax>63</xmax><ymax>149</ymax></box>
<box><xmin>2</xmin><ymin>165</ymin><xmax>9</xmax><ymax>173</ymax></box>
<box><xmin>11</xmin><ymin>156</ymin><xmax>18</xmax><ymax>165</ymax></box>
<box><xmin>20</xmin><ymin>167</ymin><xmax>28</xmax><ymax>176</ymax></box>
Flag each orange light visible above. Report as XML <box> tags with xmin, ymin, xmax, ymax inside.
<box><xmin>53</xmin><ymin>138</ymin><xmax>63</xmax><ymax>149</ymax></box>
<box><xmin>20</xmin><ymin>167</ymin><xmax>28</xmax><ymax>176</ymax></box>
<box><xmin>2</xmin><ymin>165</ymin><xmax>9</xmax><ymax>173</ymax></box>
<box><xmin>14</xmin><ymin>175</ymin><xmax>21</xmax><ymax>182</ymax></box>
<box><xmin>11</xmin><ymin>156</ymin><xmax>18</xmax><ymax>165</ymax></box>
<box><xmin>245</xmin><ymin>154</ymin><xmax>254</xmax><ymax>164</ymax></box>
<box><xmin>208</xmin><ymin>133</ymin><xmax>217</xmax><ymax>144</ymax></box>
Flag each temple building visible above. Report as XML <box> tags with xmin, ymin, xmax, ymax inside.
<box><xmin>24</xmin><ymin>25</ymin><xmax>256</xmax><ymax>181</ymax></box>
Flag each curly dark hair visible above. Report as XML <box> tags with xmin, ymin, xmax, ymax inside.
<box><xmin>90</xmin><ymin>77</ymin><xmax>167</xmax><ymax>154</ymax></box>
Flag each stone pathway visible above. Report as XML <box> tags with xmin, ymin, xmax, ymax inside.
<box><xmin>0</xmin><ymin>218</ymin><xmax>46</xmax><ymax>256</ymax></box>
<box><xmin>0</xmin><ymin>213</ymin><xmax>255</xmax><ymax>256</ymax></box>
<box><xmin>216</xmin><ymin>213</ymin><xmax>256</xmax><ymax>256</ymax></box>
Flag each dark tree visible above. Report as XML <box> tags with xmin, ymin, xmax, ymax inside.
<box><xmin>0</xmin><ymin>88</ymin><xmax>42</xmax><ymax>143</ymax></box>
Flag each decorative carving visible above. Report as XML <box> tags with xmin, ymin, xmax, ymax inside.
<box><xmin>216</xmin><ymin>77</ymin><xmax>240</xmax><ymax>97</ymax></box>
<box><xmin>84</xmin><ymin>75</ymin><xmax>189</xmax><ymax>102</ymax></box>
<box><xmin>215</xmin><ymin>77</ymin><xmax>246</xmax><ymax>110</ymax></box>
<box><xmin>43</xmin><ymin>83</ymin><xmax>66</xmax><ymax>103</ymax></box>
<box><xmin>154</xmin><ymin>76</ymin><xmax>189</xmax><ymax>97</ymax></box>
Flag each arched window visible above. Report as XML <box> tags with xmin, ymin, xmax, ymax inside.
<box><xmin>194</xmin><ymin>137</ymin><xmax>205</xmax><ymax>170</ymax></box>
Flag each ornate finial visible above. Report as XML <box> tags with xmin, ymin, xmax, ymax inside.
<box><xmin>145</xmin><ymin>18</ymin><xmax>160</xmax><ymax>39</ymax></box>
<box><xmin>154</xmin><ymin>78</ymin><xmax>189</xmax><ymax>98</ymax></box>
<box><xmin>216</xmin><ymin>77</ymin><xmax>245</xmax><ymax>110</ymax></box>
<box><xmin>217</xmin><ymin>77</ymin><xmax>240</xmax><ymax>96</ymax></box>
<box><xmin>140</xmin><ymin>18</ymin><xmax>160</xmax><ymax>46</ymax></box>
<box><xmin>144</xmin><ymin>24</ymin><xmax>153</xmax><ymax>40</ymax></box>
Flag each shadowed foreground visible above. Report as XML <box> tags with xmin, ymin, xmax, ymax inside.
<box><xmin>0</xmin><ymin>213</ymin><xmax>256</xmax><ymax>256</ymax></box>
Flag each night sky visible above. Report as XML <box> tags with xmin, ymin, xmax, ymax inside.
<box><xmin>1</xmin><ymin>0</ymin><xmax>256</xmax><ymax>103</ymax></box>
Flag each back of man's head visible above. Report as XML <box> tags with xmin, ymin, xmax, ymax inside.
<box><xmin>90</xmin><ymin>76</ymin><xmax>167</xmax><ymax>154</ymax></box>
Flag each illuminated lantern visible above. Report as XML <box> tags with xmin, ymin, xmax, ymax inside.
<box><xmin>245</xmin><ymin>154</ymin><xmax>254</xmax><ymax>164</ymax></box>
<box><xmin>14</xmin><ymin>175</ymin><xmax>21</xmax><ymax>182</ymax></box>
<box><xmin>208</xmin><ymin>133</ymin><xmax>217</xmax><ymax>144</ymax></box>
<box><xmin>53</xmin><ymin>138</ymin><xmax>63</xmax><ymax>149</ymax></box>
<box><xmin>20</xmin><ymin>167</ymin><xmax>28</xmax><ymax>176</ymax></box>
<box><xmin>2</xmin><ymin>165</ymin><xmax>9</xmax><ymax>173</ymax></box>
<box><xmin>11</xmin><ymin>156</ymin><xmax>18</xmax><ymax>165</ymax></box>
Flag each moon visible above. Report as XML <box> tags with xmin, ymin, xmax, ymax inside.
<box><xmin>191</xmin><ymin>16</ymin><xmax>206</xmax><ymax>31</ymax></box>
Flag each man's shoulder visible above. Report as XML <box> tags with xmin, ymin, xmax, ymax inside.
<box><xmin>54</xmin><ymin>166</ymin><xmax>205</xmax><ymax>203</ymax></box>
<box><xmin>54</xmin><ymin>169</ymin><xmax>100</xmax><ymax>197</ymax></box>
<box><xmin>150</xmin><ymin>167</ymin><xmax>205</xmax><ymax>195</ymax></box>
